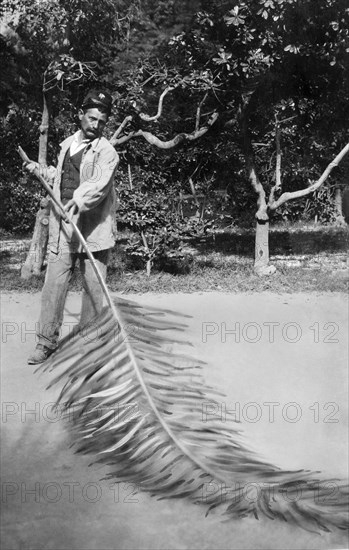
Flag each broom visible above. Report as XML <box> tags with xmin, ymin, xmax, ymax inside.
<box><xmin>18</xmin><ymin>146</ymin><xmax>349</xmax><ymax>534</ymax></box>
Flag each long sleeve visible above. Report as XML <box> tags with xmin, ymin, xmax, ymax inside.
<box><xmin>73</xmin><ymin>145</ymin><xmax>119</xmax><ymax>213</ymax></box>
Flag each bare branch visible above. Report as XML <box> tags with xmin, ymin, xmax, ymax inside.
<box><xmin>269</xmin><ymin>143</ymin><xmax>349</xmax><ymax>210</ymax></box>
<box><xmin>268</xmin><ymin>116</ymin><xmax>282</xmax><ymax>206</ymax></box>
<box><xmin>139</xmin><ymin>86</ymin><xmax>174</xmax><ymax>122</ymax></box>
<box><xmin>189</xmin><ymin>178</ymin><xmax>200</xmax><ymax>208</ymax></box>
<box><xmin>248</xmin><ymin>161</ymin><xmax>268</xmax><ymax>220</ymax></box>
<box><xmin>240</xmin><ymin>106</ymin><xmax>268</xmax><ymax>220</ymax></box>
<box><xmin>111</xmin><ymin>112</ymin><xmax>219</xmax><ymax>149</ymax></box>
<box><xmin>128</xmin><ymin>164</ymin><xmax>133</xmax><ymax>190</ymax></box>
<box><xmin>38</xmin><ymin>92</ymin><xmax>50</xmax><ymax>166</ymax></box>
<box><xmin>275</xmin><ymin>121</ymin><xmax>282</xmax><ymax>189</ymax></box>
<box><xmin>195</xmin><ymin>93</ymin><xmax>208</xmax><ymax>132</ymax></box>
<box><xmin>140</xmin><ymin>74</ymin><xmax>157</xmax><ymax>87</ymax></box>
<box><xmin>189</xmin><ymin>161</ymin><xmax>203</xmax><ymax>180</ymax></box>
<box><xmin>278</xmin><ymin>115</ymin><xmax>297</xmax><ymax>125</ymax></box>
<box><xmin>110</xmin><ymin>115</ymin><xmax>133</xmax><ymax>145</ymax></box>
<box><xmin>43</xmin><ymin>59</ymin><xmax>98</xmax><ymax>93</ymax></box>
<box><xmin>110</xmin><ymin>86</ymin><xmax>181</xmax><ymax>145</ymax></box>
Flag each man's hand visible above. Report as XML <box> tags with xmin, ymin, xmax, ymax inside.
<box><xmin>23</xmin><ymin>161</ymin><xmax>39</xmax><ymax>174</ymax></box>
<box><xmin>64</xmin><ymin>199</ymin><xmax>79</xmax><ymax>219</ymax></box>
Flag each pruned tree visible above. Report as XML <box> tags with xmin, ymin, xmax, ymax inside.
<box><xmin>244</xmin><ymin>115</ymin><xmax>349</xmax><ymax>274</ymax></box>
<box><xmin>111</xmin><ymin>83</ymin><xmax>219</xmax><ymax>275</ymax></box>
<box><xmin>154</xmin><ymin>0</ymin><xmax>349</xmax><ymax>274</ymax></box>
<box><xmin>3</xmin><ymin>0</ymin><xmax>148</xmax><ymax>277</ymax></box>
<box><xmin>22</xmin><ymin>80</ymin><xmax>218</xmax><ymax>276</ymax></box>
<box><xmin>110</xmin><ymin>86</ymin><xmax>218</xmax><ymax>148</ymax></box>
<box><xmin>4</xmin><ymin>0</ymin><xmax>212</xmax><ymax>276</ymax></box>
<box><xmin>5</xmin><ymin>0</ymin><xmax>349</xmax><ymax>277</ymax></box>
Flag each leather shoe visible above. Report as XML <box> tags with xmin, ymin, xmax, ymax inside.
<box><xmin>27</xmin><ymin>344</ymin><xmax>55</xmax><ymax>365</ymax></box>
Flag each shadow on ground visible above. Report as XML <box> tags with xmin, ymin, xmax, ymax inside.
<box><xmin>190</xmin><ymin>226</ymin><xmax>349</xmax><ymax>257</ymax></box>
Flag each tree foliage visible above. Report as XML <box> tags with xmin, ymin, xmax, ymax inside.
<box><xmin>152</xmin><ymin>0</ymin><xmax>348</xmax><ymax>185</ymax></box>
<box><xmin>1</xmin><ymin>0</ymin><xmax>348</xmax><ymax>246</ymax></box>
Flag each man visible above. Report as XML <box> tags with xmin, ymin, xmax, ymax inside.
<box><xmin>24</xmin><ymin>90</ymin><xmax>119</xmax><ymax>364</ymax></box>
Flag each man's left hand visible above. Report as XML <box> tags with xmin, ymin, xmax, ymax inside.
<box><xmin>64</xmin><ymin>199</ymin><xmax>79</xmax><ymax>219</ymax></box>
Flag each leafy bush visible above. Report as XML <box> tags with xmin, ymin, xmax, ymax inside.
<box><xmin>0</xmin><ymin>104</ymin><xmax>47</xmax><ymax>234</ymax></box>
<box><xmin>116</xmin><ymin>171</ymin><xmax>211</xmax><ymax>274</ymax></box>
<box><xmin>275</xmin><ymin>184</ymin><xmax>337</xmax><ymax>224</ymax></box>
<box><xmin>0</xmin><ymin>172</ymin><xmax>44</xmax><ymax>234</ymax></box>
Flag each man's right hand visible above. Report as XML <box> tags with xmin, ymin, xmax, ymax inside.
<box><xmin>23</xmin><ymin>161</ymin><xmax>39</xmax><ymax>174</ymax></box>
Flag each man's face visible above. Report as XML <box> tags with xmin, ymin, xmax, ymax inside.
<box><xmin>79</xmin><ymin>107</ymin><xmax>108</xmax><ymax>140</ymax></box>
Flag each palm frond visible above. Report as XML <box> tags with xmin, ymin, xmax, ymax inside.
<box><xmin>19</xmin><ymin>144</ymin><xmax>348</xmax><ymax>534</ymax></box>
<box><xmin>39</xmin><ymin>296</ymin><xmax>349</xmax><ymax>534</ymax></box>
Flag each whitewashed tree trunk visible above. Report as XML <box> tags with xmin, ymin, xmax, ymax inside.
<box><xmin>21</xmin><ymin>93</ymin><xmax>51</xmax><ymax>279</ymax></box>
<box><xmin>254</xmin><ymin>218</ymin><xmax>276</xmax><ymax>276</ymax></box>
<box><xmin>334</xmin><ymin>186</ymin><xmax>345</xmax><ymax>224</ymax></box>
<box><xmin>21</xmin><ymin>197</ymin><xmax>50</xmax><ymax>278</ymax></box>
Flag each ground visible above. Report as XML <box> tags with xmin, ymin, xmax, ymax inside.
<box><xmin>1</xmin><ymin>291</ymin><xmax>348</xmax><ymax>550</ymax></box>
<box><xmin>1</xmin><ymin>224</ymin><xmax>348</xmax><ymax>294</ymax></box>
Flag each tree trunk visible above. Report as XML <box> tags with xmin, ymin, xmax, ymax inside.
<box><xmin>239</xmin><ymin>103</ymin><xmax>275</xmax><ymax>276</ymax></box>
<box><xmin>21</xmin><ymin>92</ymin><xmax>51</xmax><ymax>279</ymax></box>
<box><xmin>21</xmin><ymin>197</ymin><xmax>50</xmax><ymax>278</ymax></box>
<box><xmin>141</xmin><ymin>231</ymin><xmax>152</xmax><ymax>277</ymax></box>
<box><xmin>334</xmin><ymin>185</ymin><xmax>345</xmax><ymax>224</ymax></box>
<box><xmin>342</xmin><ymin>187</ymin><xmax>349</xmax><ymax>224</ymax></box>
<box><xmin>38</xmin><ymin>93</ymin><xmax>50</xmax><ymax>165</ymax></box>
<box><xmin>254</xmin><ymin>218</ymin><xmax>276</xmax><ymax>276</ymax></box>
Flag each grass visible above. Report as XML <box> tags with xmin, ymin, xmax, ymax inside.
<box><xmin>0</xmin><ymin>223</ymin><xmax>348</xmax><ymax>294</ymax></box>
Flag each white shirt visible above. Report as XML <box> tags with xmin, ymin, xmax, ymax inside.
<box><xmin>69</xmin><ymin>130</ymin><xmax>91</xmax><ymax>156</ymax></box>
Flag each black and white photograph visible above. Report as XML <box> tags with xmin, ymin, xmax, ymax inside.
<box><xmin>1</xmin><ymin>1</ymin><xmax>348</xmax><ymax>549</ymax></box>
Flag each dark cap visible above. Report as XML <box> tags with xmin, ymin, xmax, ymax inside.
<box><xmin>81</xmin><ymin>90</ymin><xmax>113</xmax><ymax>115</ymax></box>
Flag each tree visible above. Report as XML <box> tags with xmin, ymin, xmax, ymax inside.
<box><xmin>3</xmin><ymin>0</ymin><xmax>348</xmax><ymax>277</ymax></box>
<box><xmin>150</xmin><ymin>0</ymin><xmax>349</xmax><ymax>273</ymax></box>
<box><xmin>0</xmin><ymin>0</ymin><xmax>146</xmax><ymax>276</ymax></box>
<box><xmin>1</xmin><ymin>0</ymin><xmax>213</xmax><ymax>276</ymax></box>
<box><xmin>23</xmin><ymin>78</ymin><xmax>219</xmax><ymax>276</ymax></box>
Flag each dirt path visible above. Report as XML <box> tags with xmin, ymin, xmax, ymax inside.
<box><xmin>1</xmin><ymin>291</ymin><xmax>348</xmax><ymax>550</ymax></box>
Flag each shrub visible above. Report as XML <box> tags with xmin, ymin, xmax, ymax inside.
<box><xmin>116</xmin><ymin>172</ymin><xmax>211</xmax><ymax>274</ymax></box>
<box><xmin>0</xmin><ymin>171</ymin><xmax>44</xmax><ymax>234</ymax></box>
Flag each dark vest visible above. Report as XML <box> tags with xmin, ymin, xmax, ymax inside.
<box><xmin>60</xmin><ymin>147</ymin><xmax>85</xmax><ymax>204</ymax></box>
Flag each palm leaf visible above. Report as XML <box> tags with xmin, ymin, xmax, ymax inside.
<box><xmin>21</xmin><ymin>146</ymin><xmax>347</xmax><ymax>534</ymax></box>
<box><xmin>39</xmin><ymin>297</ymin><xmax>349</xmax><ymax>534</ymax></box>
